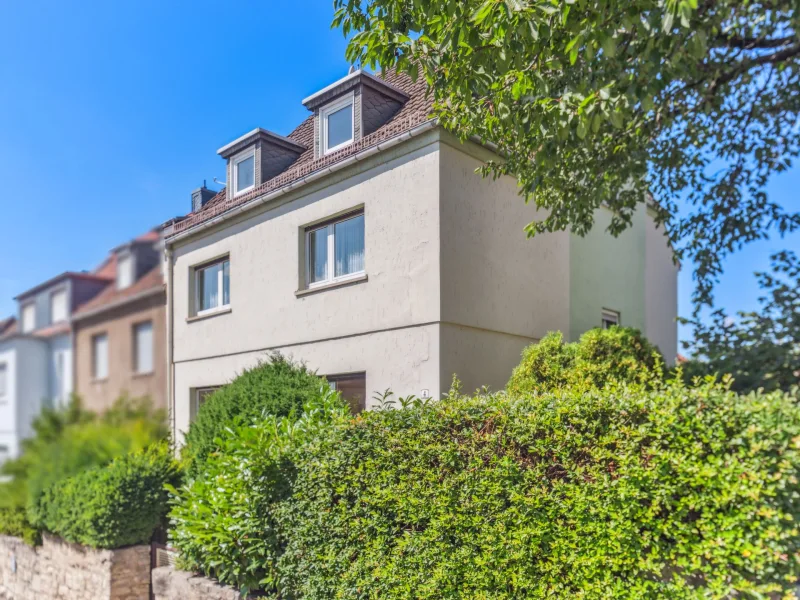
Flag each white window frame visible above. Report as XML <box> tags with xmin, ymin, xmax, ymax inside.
<box><xmin>602</xmin><ymin>309</ymin><xmax>621</xmax><ymax>329</ymax></box>
<box><xmin>117</xmin><ymin>252</ymin><xmax>134</xmax><ymax>290</ymax></box>
<box><xmin>21</xmin><ymin>303</ymin><xmax>35</xmax><ymax>333</ymax></box>
<box><xmin>320</xmin><ymin>93</ymin><xmax>355</xmax><ymax>155</ymax></box>
<box><xmin>0</xmin><ymin>363</ymin><xmax>7</xmax><ymax>400</ymax></box>
<box><xmin>92</xmin><ymin>333</ymin><xmax>109</xmax><ymax>381</ymax></box>
<box><xmin>50</xmin><ymin>288</ymin><xmax>68</xmax><ymax>324</ymax></box>
<box><xmin>231</xmin><ymin>148</ymin><xmax>256</xmax><ymax>197</ymax></box>
<box><xmin>132</xmin><ymin>321</ymin><xmax>154</xmax><ymax>375</ymax></box>
<box><xmin>305</xmin><ymin>212</ymin><xmax>365</xmax><ymax>289</ymax></box>
<box><xmin>194</xmin><ymin>257</ymin><xmax>231</xmax><ymax>316</ymax></box>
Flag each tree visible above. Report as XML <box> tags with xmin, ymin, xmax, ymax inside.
<box><xmin>333</xmin><ymin>0</ymin><xmax>800</xmax><ymax>307</ymax></box>
<box><xmin>681</xmin><ymin>251</ymin><xmax>800</xmax><ymax>394</ymax></box>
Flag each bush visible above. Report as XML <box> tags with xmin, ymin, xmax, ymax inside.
<box><xmin>507</xmin><ymin>327</ymin><xmax>662</xmax><ymax>395</ymax></box>
<box><xmin>276</xmin><ymin>380</ymin><xmax>800</xmax><ymax>598</ymax></box>
<box><xmin>182</xmin><ymin>353</ymin><xmax>324</xmax><ymax>476</ymax></box>
<box><xmin>0</xmin><ymin>507</ymin><xmax>40</xmax><ymax>546</ymax></box>
<box><xmin>167</xmin><ymin>386</ymin><xmax>349</xmax><ymax>595</ymax></box>
<box><xmin>34</xmin><ymin>443</ymin><xmax>179</xmax><ymax>549</ymax></box>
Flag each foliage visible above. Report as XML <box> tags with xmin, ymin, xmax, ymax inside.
<box><xmin>0</xmin><ymin>506</ymin><xmax>40</xmax><ymax>546</ymax></box>
<box><xmin>167</xmin><ymin>386</ymin><xmax>349</xmax><ymax>596</ymax></box>
<box><xmin>181</xmin><ymin>353</ymin><xmax>324</xmax><ymax>477</ymax></box>
<box><xmin>682</xmin><ymin>251</ymin><xmax>800</xmax><ymax>394</ymax></box>
<box><xmin>0</xmin><ymin>396</ymin><xmax>167</xmax><ymax>544</ymax></box>
<box><xmin>507</xmin><ymin>326</ymin><xmax>661</xmax><ymax>395</ymax></box>
<box><xmin>278</xmin><ymin>379</ymin><xmax>800</xmax><ymax>599</ymax></box>
<box><xmin>333</xmin><ymin>0</ymin><xmax>800</xmax><ymax>308</ymax></box>
<box><xmin>33</xmin><ymin>443</ymin><xmax>180</xmax><ymax>549</ymax></box>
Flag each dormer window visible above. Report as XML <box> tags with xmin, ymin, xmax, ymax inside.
<box><xmin>321</xmin><ymin>94</ymin><xmax>354</xmax><ymax>154</ymax></box>
<box><xmin>232</xmin><ymin>149</ymin><xmax>256</xmax><ymax>196</ymax></box>
<box><xmin>117</xmin><ymin>253</ymin><xmax>133</xmax><ymax>290</ymax></box>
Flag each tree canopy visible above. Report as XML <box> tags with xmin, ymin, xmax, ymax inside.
<box><xmin>333</xmin><ymin>0</ymin><xmax>800</xmax><ymax>307</ymax></box>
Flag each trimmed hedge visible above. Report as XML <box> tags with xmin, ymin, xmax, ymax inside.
<box><xmin>168</xmin><ymin>378</ymin><xmax>800</xmax><ymax>598</ymax></box>
<box><xmin>507</xmin><ymin>327</ymin><xmax>662</xmax><ymax>395</ymax></box>
<box><xmin>182</xmin><ymin>353</ymin><xmax>324</xmax><ymax>476</ymax></box>
<box><xmin>33</xmin><ymin>443</ymin><xmax>179</xmax><ymax>549</ymax></box>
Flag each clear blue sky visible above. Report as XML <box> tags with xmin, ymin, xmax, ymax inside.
<box><xmin>1</xmin><ymin>0</ymin><xmax>798</xmax><ymax>346</ymax></box>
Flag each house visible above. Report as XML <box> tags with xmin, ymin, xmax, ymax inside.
<box><xmin>163</xmin><ymin>68</ymin><xmax>678</xmax><ymax>442</ymax></box>
<box><xmin>71</xmin><ymin>229</ymin><xmax>167</xmax><ymax>413</ymax></box>
<box><xmin>0</xmin><ymin>269</ymin><xmax>112</xmax><ymax>461</ymax></box>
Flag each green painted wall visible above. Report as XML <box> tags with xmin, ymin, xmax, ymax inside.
<box><xmin>569</xmin><ymin>207</ymin><xmax>647</xmax><ymax>341</ymax></box>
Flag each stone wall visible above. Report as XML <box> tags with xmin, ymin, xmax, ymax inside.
<box><xmin>151</xmin><ymin>566</ymin><xmax>253</xmax><ymax>600</ymax></box>
<box><xmin>0</xmin><ymin>534</ymin><xmax>151</xmax><ymax>600</ymax></box>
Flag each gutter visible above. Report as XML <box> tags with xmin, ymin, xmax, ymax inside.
<box><xmin>165</xmin><ymin>119</ymin><xmax>440</xmax><ymax>247</ymax></box>
<box><xmin>165</xmin><ymin>247</ymin><xmax>176</xmax><ymax>448</ymax></box>
<box><xmin>71</xmin><ymin>286</ymin><xmax>165</xmax><ymax>323</ymax></box>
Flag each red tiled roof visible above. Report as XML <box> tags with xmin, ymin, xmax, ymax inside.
<box><xmin>93</xmin><ymin>253</ymin><xmax>118</xmax><ymax>280</ymax></box>
<box><xmin>73</xmin><ymin>265</ymin><xmax>164</xmax><ymax>319</ymax></box>
<box><xmin>0</xmin><ymin>318</ymin><xmax>16</xmax><ymax>340</ymax></box>
<box><xmin>170</xmin><ymin>69</ymin><xmax>432</xmax><ymax>236</ymax></box>
<box><xmin>32</xmin><ymin>322</ymin><xmax>70</xmax><ymax>339</ymax></box>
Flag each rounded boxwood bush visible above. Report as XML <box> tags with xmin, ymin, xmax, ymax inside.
<box><xmin>182</xmin><ymin>353</ymin><xmax>324</xmax><ymax>476</ymax></box>
<box><xmin>507</xmin><ymin>327</ymin><xmax>662</xmax><ymax>395</ymax></box>
<box><xmin>277</xmin><ymin>381</ymin><xmax>800</xmax><ymax>598</ymax></box>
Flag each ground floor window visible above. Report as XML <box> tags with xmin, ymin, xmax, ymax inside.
<box><xmin>192</xmin><ymin>386</ymin><xmax>221</xmax><ymax>420</ymax></box>
<box><xmin>602</xmin><ymin>309</ymin><xmax>620</xmax><ymax>329</ymax></box>
<box><xmin>327</xmin><ymin>372</ymin><xmax>367</xmax><ymax>413</ymax></box>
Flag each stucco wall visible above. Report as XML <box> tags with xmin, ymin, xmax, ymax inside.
<box><xmin>74</xmin><ymin>292</ymin><xmax>167</xmax><ymax>413</ymax></box>
<box><xmin>47</xmin><ymin>334</ymin><xmax>72</xmax><ymax>409</ymax></box>
<box><xmin>15</xmin><ymin>338</ymin><xmax>49</xmax><ymax>442</ymax></box>
<box><xmin>0</xmin><ymin>534</ymin><xmax>150</xmax><ymax>600</ymax></box>
<box><xmin>0</xmin><ymin>344</ymin><xmax>18</xmax><ymax>460</ymax></box>
<box><xmin>645</xmin><ymin>212</ymin><xmax>679</xmax><ymax>362</ymax></box>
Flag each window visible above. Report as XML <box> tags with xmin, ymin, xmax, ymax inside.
<box><xmin>92</xmin><ymin>333</ymin><xmax>109</xmax><ymax>380</ymax></box>
<box><xmin>0</xmin><ymin>363</ymin><xmax>7</xmax><ymax>399</ymax></box>
<box><xmin>602</xmin><ymin>309</ymin><xmax>620</xmax><ymax>329</ymax></box>
<box><xmin>117</xmin><ymin>253</ymin><xmax>134</xmax><ymax>289</ymax></box>
<box><xmin>327</xmin><ymin>372</ymin><xmax>366</xmax><ymax>413</ymax></box>
<box><xmin>321</xmin><ymin>95</ymin><xmax>354</xmax><ymax>154</ymax></box>
<box><xmin>54</xmin><ymin>351</ymin><xmax>67</xmax><ymax>404</ymax></box>
<box><xmin>194</xmin><ymin>258</ymin><xmax>231</xmax><ymax>314</ymax></box>
<box><xmin>133</xmin><ymin>321</ymin><xmax>153</xmax><ymax>374</ymax></box>
<box><xmin>306</xmin><ymin>212</ymin><xmax>365</xmax><ymax>288</ymax></box>
<box><xmin>232</xmin><ymin>150</ymin><xmax>255</xmax><ymax>196</ymax></box>
<box><xmin>192</xmin><ymin>386</ymin><xmax>220</xmax><ymax>419</ymax></box>
<box><xmin>21</xmin><ymin>303</ymin><xmax>35</xmax><ymax>333</ymax></box>
<box><xmin>50</xmin><ymin>289</ymin><xmax>68</xmax><ymax>324</ymax></box>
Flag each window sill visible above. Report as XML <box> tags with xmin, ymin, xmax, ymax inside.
<box><xmin>91</xmin><ymin>378</ymin><xmax>108</xmax><ymax>384</ymax></box>
<box><xmin>186</xmin><ymin>306</ymin><xmax>232</xmax><ymax>323</ymax></box>
<box><xmin>295</xmin><ymin>274</ymin><xmax>368</xmax><ymax>297</ymax></box>
<box><xmin>132</xmin><ymin>371</ymin><xmax>154</xmax><ymax>379</ymax></box>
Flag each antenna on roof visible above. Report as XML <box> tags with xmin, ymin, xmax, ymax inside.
<box><xmin>348</xmin><ymin>64</ymin><xmax>357</xmax><ymax>75</ymax></box>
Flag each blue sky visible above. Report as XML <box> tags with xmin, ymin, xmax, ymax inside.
<box><xmin>0</xmin><ymin>0</ymin><xmax>798</xmax><ymax>345</ymax></box>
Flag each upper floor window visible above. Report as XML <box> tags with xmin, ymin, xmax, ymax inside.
<box><xmin>232</xmin><ymin>150</ymin><xmax>255</xmax><ymax>196</ymax></box>
<box><xmin>21</xmin><ymin>303</ymin><xmax>35</xmax><ymax>333</ymax></box>
<box><xmin>0</xmin><ymin>363</ymin><xmax>7</xmax><ymax>400</ymax></box>
<box><xmin>194</xmin><ymin>257</ymin><xmax>230</xmax><ymax>315</ymax></box>
<box><xmin>133</xmin><ymin>321</ymin><xmax>153</xmax><ymax>374</ymax></box>
<box><xmin>50</xmin><ymin>289</ymin><xmax>68</xmax><ymax>324</ymax></box>
<box><xmin>117</xmin><ymin>253</ymin><xmax>134</xmax><ymax>289</ymax></box>
<box><xmin>602</xmin><ymin>309</ymin><xmax>620</xmax><ymax>329</ymax></box>
<box><xmin>321</xmin><ymin>95</ymin><xmax>354</xmax><ymax>154</ymax></box>
<box><xmin>92</xmin><ymin>333</ymin><xmax>109</xmax><ymax>380</ymax></box>
<box><xmin>306</xmin><ymin>212</ymin><xmax>365</xmax><ymax>288</ymax></box>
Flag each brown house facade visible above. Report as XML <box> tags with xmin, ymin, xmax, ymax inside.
<box><xmin>72</xmin><ymin>231</ymin><xmax>167</xmax><ymax>413</ymax></box>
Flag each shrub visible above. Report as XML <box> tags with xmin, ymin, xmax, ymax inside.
<box><xmin>167</xmin><ymin>386</ymin><xmax>349</xmax><ymax>595</ymax></box>
<box><xmin>181</xmin><ymin>353</ymin><xmax>324</xmax><ymax>476</ymax></box>
<box><xmin>0</xmin><ymin>507</ymin><xmax>40</xmax><ymax>546</ymax></box>
<box><xmin>276</xmin><ymin>380</ymin><xmax>800</xmax><ymax>598</ymax></box>
<box><xmin>34</xmin><ymin>443</ymin><xmax>179</xmax><ymax>549</ymax></box>
<box><xmin>507</xmin><ymin>327</ymin><xmax>661</xmax><ymax>395</ymax></box>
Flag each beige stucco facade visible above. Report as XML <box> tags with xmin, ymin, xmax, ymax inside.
<box><xmin>74</xmin><ymin>292</ymin><xmax>167</xmax><ymax>413</ymax></box>
<box><xmin>166</xmin><ymin>128</ymin><xmax>678</xmax><ymax>441</ymax></box>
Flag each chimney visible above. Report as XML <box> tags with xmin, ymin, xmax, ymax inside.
<box><xmin>191</xmin><ymin>181</ymin><xmax>216</xmax><ymax>212</ymax></box>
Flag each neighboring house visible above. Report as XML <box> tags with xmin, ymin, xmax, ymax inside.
<box><xmin>163</xmin><ymin>68</ymin><xmax>678</xmax><ymax>442</ymax></box>
<box><xmin>72</xmin><ymin>230</ymin><xmax>167</xmax><ymax>413</ymax></box>
<box><xmin>0</xmin><ymin>270</ymin><xmax>112</xmax><ymax>461</ymax></box>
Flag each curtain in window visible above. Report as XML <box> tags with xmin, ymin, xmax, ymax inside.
<box><xmin>200</xmin><ymin>263</ymin><xmax>220</xmax><ymax>310</ymax></box>
<box><xmin>222</xmin><ymin>261</ymin><xmax>231</xmax><ymax>306</ymax></box>
<box><xmin>335</xmin><ymin>215</ymin><xmax>365</xmax><ymax>277</ymax></box>
<box><xmin>135</xmin><ymin>322</ymin><xmax>153</xmax><ymax>373</ymax></box>
<box><xmin>309</xmin><ymin>227</ymin><xmax>329</xmax><ymax>283</ymax></box>
<box><xmin>93</xmin><ymin>335</ymin><xmax>108</xmax><ymax>379</ymax></box>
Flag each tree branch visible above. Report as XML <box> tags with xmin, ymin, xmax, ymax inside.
<box><xmin>716</xmin><ymin>33</ymin><xmax>797</xmax><ymax>50</ymax></box>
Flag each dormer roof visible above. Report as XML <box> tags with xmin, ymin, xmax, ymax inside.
<box><xmin>301</xmin><ymin>69</ymin><xmax>409</xmax><ymax>111</ymax></box>
<box><xmin>217</xmin><ymin>128</ymin><xmax>307</xmax><ymax>159</ymax></box>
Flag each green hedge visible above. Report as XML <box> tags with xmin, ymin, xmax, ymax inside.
<box><xmin>168</xmin><ymin>378</ymin><xmax>800</xmax><ymax>598</ymax></box>
<box><xmin>33</xmin><ymin>443</ymin><xmax>179</xmax><ymax>549</ymax></box>
<box><xmin>182</xmin><ymin>353</ymin><xmax>324</xmax><ymax>476</ymax></box>
<box><xmin>507</xmin><ymin>327</ymin><xmax>662</xmax><ymax>395</ymax></box>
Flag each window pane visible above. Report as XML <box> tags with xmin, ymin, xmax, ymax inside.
<box><xmin>0</xmin><ymin>364</ymin><xmax>7</xmax><ymax>398</ymax></box>
<box><xmin>327</xmin><ymin>104</ymin><xmax>353</xmax><ymax>150</ymax></box>
<box><xmin>117</xmin><ymin>254</ymin><xmax>133</xmax><ymax>289</ymax></box>
<box><xmin>308</xmin><ymin>227</ymin><xmax>329</xmax><ymax>284</ymax></box>
<box><xmin>236</xmin><ymin>156</ymin><xmax>255</xmax><ymax>192</ymax></box>
<box><xmin>335</xmin><ymin>214</ymin><xmax>365</xmax><ymax>277</ymax></box>
<box><xmin>51</xmin><ymin>290</ymin><xmax>67</xmax><ymax>323</ymax></box>
<box><xmin>134</xmin><ymin>322</ymin><xmax>153</xmax><ymax>374</ymax></box>
<box><xmin>328</xmin><ymin>373</ymin><xmax>366</xmax><ymax>413</ymax></box>
<box><xmin>93</xmin><ymin>334</ymin><xmax>108</xmax><ymax>380</ymax></box>
<box><xmin>198</xmin><ymin>263</ymin><xmax>221</xmax><ymax>311</ymax></box>
<box><xmin>222</xmin><ymin>260</ymin><xmax>230</xmax><ymax>306</ymax></box>
<box><xmin>22</xmin><ymin>304</ymin><xmax>35</xmax><ymax>333</ymax></box>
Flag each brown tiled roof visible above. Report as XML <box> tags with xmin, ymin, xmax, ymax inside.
<box><xmin>0</xmin><ymin>318</ymin><xmax>16</xmax><ymax>340</ymax></box>
<box><xmin>170</xmin><ymin>69</ymin><xmax>433</xmax><ymax>236</ymax></box>
<box><xmin>73</xmin><ymin>266</ymin><xmax>164</xmax><ymax>319</ymax></box>
<box><xmin>32</xmin><ymin>322</ymin><xmax>70</xmax><ymax>339</ymax></box>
